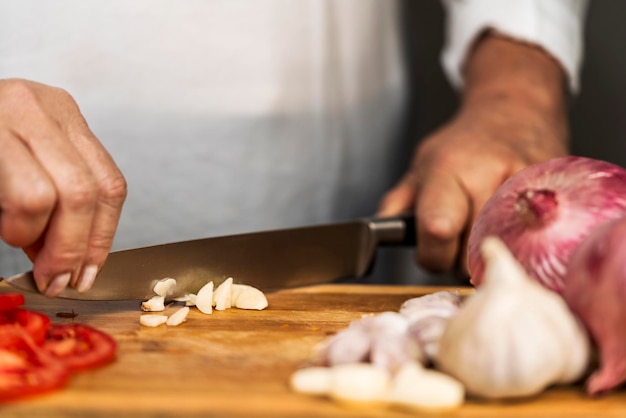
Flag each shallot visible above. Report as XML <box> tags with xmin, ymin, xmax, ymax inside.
<box><xmin>467</xmin><ymin>156</ymin><xmax>626</xmax><ymax>293</ymax></box>
<box><xmin>563</xmin><ymin>215</ymin><xmax>626</xmax><ymax>395</ymax></box>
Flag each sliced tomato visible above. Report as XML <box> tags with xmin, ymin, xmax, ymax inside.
<box><xmin>0</xmin><ymin>325</ymin><xmax>69</xmax><ymax>402</ymax></box>
<box><xmin>44</xmin><ymin>324</ymin><xmax>117</xmax><ymax>372</ymax></box>
<box><xmin>0</xmin><ymin>308</ymin><xmax>51</xmax><ymax>345</ymax></box>
<box><xmin>0</xmin><ymin>294</ymin><xmax>25</xmax><ymax>311</ymax></box>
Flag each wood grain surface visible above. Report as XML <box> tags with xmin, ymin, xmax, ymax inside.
<box><xmin>1</xmin><ymin>282</ymin><xmax>624</xmax><ymax>418</ymax></box>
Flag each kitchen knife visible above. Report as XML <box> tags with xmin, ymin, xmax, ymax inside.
<box><xmin>3</xmin><ymin>214</ymin><xmax>416</xmax><ymax>301</ymax></box>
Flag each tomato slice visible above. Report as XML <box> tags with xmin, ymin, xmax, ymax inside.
<box><xmin>0</xmin><ymin>325</ymin><xmax>69</xmax><ymax>402</ymax></box>
<box><xmin>0</xmin><ymin>309</ymin><xmax>51</xmax><ymax>345</ymax></box>
<box><xmin>0</xmin><ymin>294</ymin><xmax>25</xmax><ymax>311</ymax></box>
<box><xmin>44</xmin><ymin>324</ymin><xmax>117</xmax><ymax>372</ymax></box>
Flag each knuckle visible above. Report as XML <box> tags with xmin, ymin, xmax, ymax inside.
<box><xmin>0</xmin><ymin>79</ymin><xmax>40</xmax><ymax>108</ymax></box>
<box><xmin>99</xmin><ymin>171</ymin><xmax>128</xmax><ymax>206</ymax></box>
<box><xmin>61</xmin><ymin>176</ymin><xmax>99</xmax><ymax>210</ymax></box>
<box><xmin>8</xmin><ymin>179</ymin><xmax>57</xmax><ymax>217</ymax></box>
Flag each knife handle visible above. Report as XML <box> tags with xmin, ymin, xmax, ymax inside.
<box><xmin>369</xmin><ymin>213</ymin><xmax>416</xmax><ymax>247</ymax></box>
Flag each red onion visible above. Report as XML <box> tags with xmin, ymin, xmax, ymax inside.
<box><xmin>468</xmin><ymin>156</ymin><xmax>626</xmax><ymax>293</ymax></box>
<box><xmin>563</xmin><ymin>216</ymin><xmax>626</xmax><ymax>395</ymax></box>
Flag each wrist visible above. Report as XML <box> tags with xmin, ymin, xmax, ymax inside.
<box><xmin>461</xmin><ymin>32</ymin><xmax>568</xmax><ymax>116</ymax></box>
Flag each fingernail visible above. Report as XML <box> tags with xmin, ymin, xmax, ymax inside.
<box><xmin>45</xmin><ymin>272</ymin><xmax>72</xmax><ymax>297</ymax></box>
<box><xmin>77</xmin><ymin>264</ymin><xmax>98</xmax><ymax>293</ymax></box>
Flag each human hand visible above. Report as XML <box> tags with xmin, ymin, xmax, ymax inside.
<box><xmin>378</xmin><ymin>35</ymin><xmax>569</xmax><ymax>276</ymax></box>
<box><xmin>0</xmin><ymin>79</ymin><xmax>127</xmax><ymax>296</ymax></box>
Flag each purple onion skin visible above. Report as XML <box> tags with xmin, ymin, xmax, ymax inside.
<box><xmin>563</xmin><ymin>216</ymin><xmax>626</xmax><ymax>395</ymax></box>
<box><xmin>468</xmin><ymin>156</ymin><xmax>626</xmax><ymax>293</ymax></box>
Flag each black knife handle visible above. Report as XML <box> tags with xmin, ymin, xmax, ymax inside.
<box><xmin>369</xmin><ymin>212</ymin><xmax>416</xmax><ymax>247</ymax></box>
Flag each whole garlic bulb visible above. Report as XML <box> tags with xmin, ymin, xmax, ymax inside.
<box><xmin>435</xmin><ymin>236</ymin><xmax>590</xmax><ymax>399</ymax></box>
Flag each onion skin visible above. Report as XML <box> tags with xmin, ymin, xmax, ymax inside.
<box><xmin>468</xmin><ymin>156</ymin><xmax>626</xmax><ymax>293</ymax></box>
<box><xmin>563</xmin><ymin>216</ymin><xmax>626</xmax><ymax>395</ymax></box>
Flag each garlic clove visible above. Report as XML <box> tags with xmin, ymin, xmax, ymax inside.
<box><xmin>231</xmin><ymin>284</ymin><xmax>268</xmax><ymax>310</ymax></box>
<box><xmin>196</xmin><ymin>281</ymin><xmax>214</xmax><ymax>314</ymax></box>
<box><xmin>166</xmin><ymin>306</ymin><xmax>190</xmax><ymax>326</ymax></box>
<box><xmin>153</xmin><ymin>278</ymin><xmax>177</xmax><ymax>297</ymax></box>
<box><xmin>289</xmin><ymin>367</ymin><xmax>332</xmax><ymax>396</ymax></box>
<box><xmin>328</xmin><ymin>363</ymin><xmax>390</xmax><ymax>404</ymax></box>
<box><xmin>141</xmin><ymin>295</ymin><xmax>166</xmax><ymax>312</ymax></box>
<box><xmin>316</xmin><ymin>326</ymin><xmax>372</xmax><ymax>366</ymax></box>
<box><xmin>185</xmin><ymin>293</ymin><xmax>197</xmax><ymax>307</ymax></box>
<box><xmin>140</xmin><ymin>314</ymin><xmax>168</xmax><ymax>327</ymax></box>
<box><xmin>386</xmin><ymin>362</ymin><xmax>464</xmax><ymax>411</ymax></box>
<box><xmin>213</xmin><ymin>277</ymin><xmax>233</xmax><ymax>310</ymax></box>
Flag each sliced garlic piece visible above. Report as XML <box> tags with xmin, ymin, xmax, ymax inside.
<box><xmin>140</xmin><ymin>314</ymin><xmax>168</xmax><ymax>327</ymax></box>
<box><xmin>166</xmin><ymin>306</ymin><xmax>190</xmax><ymax>326</ymax></box>
<box><xmin>185</xmin><ymin>293</ymin><xmax>197</xmax><ymax>307</ymax></box>
<box><xmin>386</xmin><ymin>362</ymin><xmax>464</xmax><ymax>411</ymax></box>
<box><xmin>232</xmin><ymin>284</ymin><xmax>268</xmax><ymax>310</ymax></box>
<box><xmin>213</xmin><ymin>277</ymin><xmax>234</xmax><ymax>310</ymax></box>
<box><xmin>141</xmin><ymin>295</ymin><xmax>166</xmax><ymax>312</ymax></box>
<box><xmin>289</xmin><ymin>367</ymin><xmax>332</xmax><ymax>396</ymax></box>
<box><xmin>153</xmin><ymin>278</ymin><xmax>177</xmax><ymax>297</ymax></box>
<box><xmin>328</xmin><ymin>363</ymin><xmax>390</xmax><ymax>404</ymax></box>
<box><xmin>196</xmin><ymin>281</ymin><xmax>214</xmax><ymax>314</ymax></box>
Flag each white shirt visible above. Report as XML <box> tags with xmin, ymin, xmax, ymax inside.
<box><xmin>0</xmin><ymin>0</ymin><xmax>587</xmax><ymax>276</ymax></box>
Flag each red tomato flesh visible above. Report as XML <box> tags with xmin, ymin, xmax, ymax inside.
<box><xmin>44</xmin><ymin>324</ymin><xmax>117</xmax><ymax>372</ymax></box>
<box><xmin>0</xmin><ymin>294</ymin><xmax>25</xmax><ymax>311</ymax></box>
<box><xmin>0</xmin><ymin>325</ymin><xmax>69</xmax><ymax>402</ymax></box>
<box><xmin>0</xmin><ymin>309</ymin><xmax>51</xmax><ymax>345</ymax></box>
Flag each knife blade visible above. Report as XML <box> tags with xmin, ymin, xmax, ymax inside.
<box><xmin>3</xmin><ymin>214</ymin><xmax>416</xmax><ymax>301</ymax></box>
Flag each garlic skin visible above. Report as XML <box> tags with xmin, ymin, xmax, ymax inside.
<box><xmin>436</xmin><ymin>236</ymin><xmax>590</xmax><ymax>399</ymax></box>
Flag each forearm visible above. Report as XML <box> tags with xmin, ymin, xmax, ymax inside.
<box><xmin>460</xmin><ymin>33</ymin><xmax>570</xmax><ymax>151</ymax></box>
<box><xmin>464</xmin><ymin>33</ymin><xmax>568</xmax><ymax>109</ymax></box>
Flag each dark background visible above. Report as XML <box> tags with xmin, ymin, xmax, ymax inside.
<box><xmin>369</xmin><ymin>0</ymin><xmax>626</xmax><ymax>285</ymax></box>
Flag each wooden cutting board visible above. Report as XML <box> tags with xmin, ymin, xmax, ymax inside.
<box><xmin>1</xmin><ymin>282</ymin><xmax>625</xmax><ymax>418</ymax></box>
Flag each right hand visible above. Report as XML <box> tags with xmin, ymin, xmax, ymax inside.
<box><xmin>0</xmin><ymin>79</ymin><xmax>127</xmax><ymax>297</ymax></box>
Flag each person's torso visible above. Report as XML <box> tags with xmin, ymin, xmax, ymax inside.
<box><xmin>0</xmin><ymin>0</ymin><xmax>407</xmax><ymax>274</ymax></box>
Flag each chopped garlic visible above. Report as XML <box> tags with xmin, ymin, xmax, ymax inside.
<box><xmin>166</xmin><ymin>306</ymin><xmax>190</xmax><ymax>326</ymax></box>
<box><xmin>185</xmin><ymin>293</ymin><xmax>197</xmax><ymax>307</ymax></box>
<box><xmin>232</xmin><ymin>284</ymin><xmax>268</xmax><ymax>310</ymax></box>
<box><xmin>328</xmin><ymin>363</ymin><xmax>390</xmax><ymax>404</ymax></box>
<box><xmin>386</xmin><ymin>362</ymin><xmax>464</xmax><ymax>410</ymax></box>
<box><xmin>290</xmin><ymin>367</ymin><xmax>332</xmax><ymax>395</ymax></box>
<box><xmin>141</xmin><ymin>295</ymin><xmax>166</xmax><ymax>312</ymax></box>
<box><xmin>196</xmin><ymin>281</ymin><xmax>214</xmax><ymax>314</ymax></box>
<box><xmin>213</xmin><ymin>277</ymin><xmax>233</xmax><ymax>310</ymax></box>
<box><xmin>153</xmin><ymin>278</ymin><xmax>177</xmax><ymax>297</ymax></box>
<box><xmin>140</xmin><ymin>314</ymin><xmax>168</xmax><ymax>327</ymax></box>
